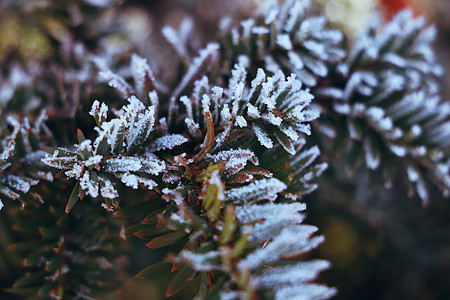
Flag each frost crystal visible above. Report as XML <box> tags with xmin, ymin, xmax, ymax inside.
<box><xmin>148</xmin><ymin>134</ymin><xmax>188</xmax><ymax>152</ymax></box>
<box><xmin>180</xmin><ymin>250</ymin><xmax>221</xmax><ymax>271</ymax></box>
<box><xmin>225</xmin><ymin>178</ymin><xmax>287</xmax><ymax>203</ymax></box>
<box><xmin>85</xmin><ymin>155</ymin><xmax>103</xmax><ymax>168</ymax></box>
<box><xmin>235</xmin><ymin>202</ymin><xmax>306</xmax><ymax>223</ymax></box>
<box><xmin>131</xmin><ymin>54</ymin><xmax>158</xmax><ymax>95</ymax></box>
<box><xmin>253</xmin><ymin>125</ymin><xmax>273</xmax><ymax>149</ymax></box>
<box><xmin>239</xmin><ymin>225</ymin><xmax>323</xmax><ymax>269</ymax></box>
<box><xmin>255</xmin><ymin>260</ymin><xmax>331</xmax><ymax>287</ymax></box>
<box><xmin>89</xmin><ymin>100</ymin><xmax>108</xmax><ymax>120</ymax></box>
<box><xmin>100</xmin><ymin>179</ymin><xmax>119</xmax><ymax>199</ymax></box>
<box><xmin>102</xmin><ymin>156</ymin><xmax>142</xmax><ymax>173</ymax></box>
<box><xmin>172</xmin><ymin>43</ymin><xmax>220</xmax><ymax>100</ymax></box>
<box><xmin>212</xmin><ymin>148</ymin><xmax>258</xmax><ymax>175</ymax></box>
<box><xmin>79</xmin><ymin>172</ymin><xmax>99</xmax><ymax>198</ymax></box>
<box><xmin>119</xmin><ymin>174</ymin><xmax>157</xmax><ymax>190</ymax></box>
<box><xmin>99</xmin><ymin>70</ymin><xmax>133</xmax><ymax>97</ymax></box>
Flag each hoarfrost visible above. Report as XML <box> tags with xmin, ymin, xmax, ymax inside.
<box><xmin>185</xmin><ymin>118</ymin><xmax>201</xmax><ymax>137</ymax></box>
<box><xmin>119</xmin><ymin>174</ymin><xmax>157</xmax><ymax>190</ymax></box>
<box><xmin>85</xmin><ymin>155</ymin><xmax>103</xmax><ymax>168</ymax></box>
<box><xmin>89</xmin><ymin>100</ymin><xmax>108</xmax><ymax>120</ymax></box>
<box><xmin>181</xmin><ymin>250</ymin><xmax>221</xmax><ymax>271</ymax></box>
<box><xmin>225</xmin><ymin>178</ymin><xmax>286</xmax><ymax>203</ymax></box>
<box><xmin>2</xmin><ymin>175</ymin><xmax>38</xmax><ymax>194</ymax></box>
<box><xmin>65</xmin><ymin>163</ymin><xmax>84</xmax><ymax>179</ymax></box>
<box><xmin>102</xmin><ymin>156</ymin><xmax>142</xmax><ymax>173</ymax></box>
<box><xmin>42</xmin><ymin>155</ymin><xmax>79</xmax><ymax>170</ymax></box>
<box><xmin>99</xmin><ymin>70</ymin><xmax>133</xmax><ymax>97</ymax></box>
<box><xmin>79</xmin><ymin>172</ymin><xmax>99</xmax><ymax>198</ymax></box>
<box><xmin>390</xmin><ymin>144</ymin><xmax>407</xmax><ymax>157</ymax></box>
<box><xmin>255</xmin><ymin>260</ymin><xmax>331</xmax><ymax>286</ymax></box>
<box><xmin>262</xmin><ymin>113</ymin><xmax>282</xmax><ymax>126</ymax></box>
<box><xmin>172</xmin><ymin>43</ymin><xmax>219</xmax><ymax>100</ymax></box>
<box><xmin>100</xmin><ymin>179</ymin><xmax>119</xmax><ymax>199</ymax></box>
<box><xmin>239</xmin><ymin>225</ymin><xmax>322</xmax><ymax>269</ymax></box>
<box><xmin>236</xmin><ymin>116</ymin><xmax>248</xmax><ymax>127</ymax></box>
<box><xmin>212</xmin><ymin>148</ymin><xmax>258</xmax><ymax>175</ymax></box>
<box><xmin>131</xmin><ymin>54</ymin><xmax>157</xmax><ymax>93</ymax></box>
<box><xmin>274</xmin><ymin>284</ymin><xmax>337</xmax><ymax>300</ymax></box>
<box><xmin>148</xmin><ymin>134</ymin><xmax>188</xmax><ymax>152</ymax></box>
<box><xmin>247</xmin><ymin>103</ymin><xmax>261</xmax><ymax>118</ymax></box>
<box><xmin>407</xmin><ymin>166</ymin><xmax>419</xmax><ymax>182</ymax></box>
<box><xmin>253</xmin><ymin>124</ymin><xmax>273</xmax><ymax>149</ymax></box>
<box><xmin>276</xmin><ymin>34</ymin><xmax>293</xmax><ymax>50</ymax></box>
<box><xmin>364</xmin><ymin>139</ymin><xmax>380</xmax><ymax>170</ymax></box>
<box><xmin>235</xmin><ymin>202</ymin><xmax>307</xmax><ymax>223</ymax></box>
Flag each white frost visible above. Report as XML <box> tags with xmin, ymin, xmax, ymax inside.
<box><xmin>148</xmin><ymin>134</ymin><xmax>188</xmax><ymax>152</ymax></box>
<box><xmin>253</xmin><ymin>124</ymin><xmax>273</xmax><ymax>149</ymax></box>
<box><xmin>225</xmin><ymin>178</ymin><xmax>286</xmax><ymax>203</ymax></box>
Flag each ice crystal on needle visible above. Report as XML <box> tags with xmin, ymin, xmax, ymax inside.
<box><xmin>147</xmin><ymin>134</ymin><xmax>188</xmax><ymax>152</ymax></box>
<box><xmin>225</xmin><ymin>178</ymin><xmax>287</xmax><ymax>203</ymax></box>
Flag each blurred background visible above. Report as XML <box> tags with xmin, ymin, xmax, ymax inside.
<box><xmin>0</xmin><ymin>0</ymin><xmax>449</xmax><ymax>299</ymax></box>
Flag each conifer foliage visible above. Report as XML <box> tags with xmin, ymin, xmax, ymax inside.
<box><xmin>0</xmin><ymin>0</ymin><xmax>449</xmax><ymax>299</ymax></box>
<box><xmin>317</xmin><ymin>10</ymin><xmax>449</xmax><ymax>205</ymax></box>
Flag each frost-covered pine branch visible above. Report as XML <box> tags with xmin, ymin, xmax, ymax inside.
<box><xmin>41</xmin><ymin>96</ymin><xmax>165</xmax><ymax>211</ymax></box>
<box><xmin>38</xmin><ymin>28</ymin><xmax>334</xmax><ymax>297</ymax></box>
<box><xmin>0</xmin><ymin>112</ymin><xmax>52</xmax><ymax>210</ymax></box>
<box><xmin>218</xmin><ymin>0</ymin><xmax>345</xmax><ymax>87</ymax></box>
<box><xmin>2</xmin><ymin>0</ymin><xmax>450</xmax><ymax>299</ymax></box>
<box><xmin>317</xmin><ymin>10</ymin><xmax>450</xmax><ymax>204</ymax></box>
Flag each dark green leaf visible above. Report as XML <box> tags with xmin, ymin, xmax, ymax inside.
<box><xmin>39</xmin><ymin>226</ymin><xmax>60</xmax><ymax>239</ymax></box>
<box><xmin>135</xmin><ymin>226</ymin><xmax>170</xmax><ymax>240</ymax></box>
<box><xmin>9</xmin><ymin>240</ymin><xmax>47</xmax><ymax>252</ymax></box>
<box><xmin>123</xmin><ymin>223</ymin><xmax>148</xmax><ymax>236</ymax></box>
<box><xmin>96</xmin><ymin>136</ymin><xmax>109</xmax><ymax>157</ymax></box>
<box><xmin>13</xmin><ymin>270</ymin><xmax>47</xmax><ymax>288</ymax></box>
<box><xmin>204</xmin><ymin>276</ymin><xmax>226</xmax><ymax>300</ymax></box>
<box><xmin>195</xmin><ymin>272</ymin><xmax>208</xmax><ymax>299</ymax></box>
<box><xmin>38</xmin><ymin>280</ymin><xmax>57</xmax><ymax>297</ymax></box>
<box><xmin>25</xmin><ymin>250</ymin><xmax>49</xmax><ymax>267</ymax></box>
<box><xmin>46</xmin><ymin>255</ymin><xmax>63</xmax><ymax>273</ymax></box>
<box><xmin>140</xmin><ymin>208</ymin><xmax>165</xmax><ymax>225</ymax></box>
<box><xmin>135</xmin><ymin>261</ymin><xmax>171</xmax><ymax>279</ymax></box>
<box><xmin>274</xmin><ymin>127</ymin><xmax>295</xmax><ymax>155</ymax></box>
<box><xmin>146</xmin><ymin>230</ymin><xmax>187</xmax><ymax>248</ymax></box>
<box><xmin>65</xmin><ymin>182</ymin><xmax>80</xmax><ymax>213</ymax></box>
<box><xmin>165</xmin><ymin>265</ymin><xmax>196</xmax><ymax>297</ymax></box>
<box><xmin>114</xmin><ymin>196</ymin><xmax>165</xmax><ymax>217</ymax></box>
<box><xmin>40</xmin><ymin>146</ymin><xmax>80</xmax><ymax>158</ymax></box>
<box><xmin>4</xmin><ymin>287</ymin><xmax>39</xmax><ymax>296</ymax></box>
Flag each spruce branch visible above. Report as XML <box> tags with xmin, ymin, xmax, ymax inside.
<box><xmin>316</xmin><ymin>10</ymin><xmax>450</xmax><ymax>204</ymax></box>
<box><xmin>218</xmin><ymin>0</ymin><xmax>345</xmax><ymax>87</ymax></box>
<box><xmin>39</xmin><ymin>30</ymin><xmax>334</xmax><ymax>296</ymax></box>
<box><xmin>0</xmin><ymin>112</ymin><xmax>52</xmax><ymax>210</ymax></box>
